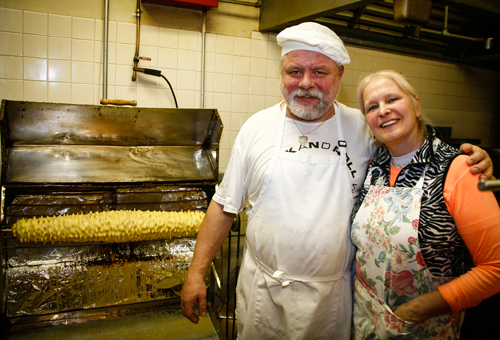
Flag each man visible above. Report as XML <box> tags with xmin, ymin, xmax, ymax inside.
<box><xmin>181</xmin><ymin>22</ymin><xmax>492</xmax><ymax>339</ymax></box>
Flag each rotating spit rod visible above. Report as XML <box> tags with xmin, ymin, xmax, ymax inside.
<box><xmin>478</xmin><ymin>179</ymin><xmax>500</xmax><ymax>192</ymax></box>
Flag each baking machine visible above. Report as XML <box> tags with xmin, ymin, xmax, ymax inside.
<box><xmin>0</xmin><ymin>100</ymin><xmax>225</xmax><ymax>339</ymax></box>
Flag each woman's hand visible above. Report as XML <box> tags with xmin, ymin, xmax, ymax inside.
<box><xmin>393</xmin><ymin>290</ymin><xmax>452</xmax><ymax>324</ymax></box>
<box><xmin>460</xmin><ymin>143</ymin><xmax>494</xmax><ymax>180</ymax></box>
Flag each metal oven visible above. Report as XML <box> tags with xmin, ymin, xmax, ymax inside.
<box><xmin>0</xmin><ymin>100</ymin><xmax>224</xmax><ymax>339</ymax></box>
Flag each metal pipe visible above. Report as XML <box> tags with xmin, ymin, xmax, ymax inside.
<box><xmin>478</xmin><ymin>179</ymin><xmax>500</xmax><ymax>192</ymax></box>
<box><xmin>219</xmin><ymin>0</ymin><xmax>262</xmax><ymax>7</ymax></box>
<box><xmin>201</xmin><ymin>10</ymin><xmax>207</xmax><ymax>108</ymax></box>
<box><xmin>103</xmin><ymin>0</ymin><xmax>109</xmax><ymax>100</ymax></box>
<box><xmin>440</xmin><ymin>5</ymin><xmax>484</xmax><ymax>42</ymax></box>
<box><xmin>132</xmin><ymin>0</ymin><xmax>141</xmax><ymax>81</ymax></box>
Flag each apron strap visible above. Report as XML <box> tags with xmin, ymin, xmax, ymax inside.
<box><xmin>246</xmin><ymin>240</ymin><xmax>350</xmax><ymax>288</ymax></box>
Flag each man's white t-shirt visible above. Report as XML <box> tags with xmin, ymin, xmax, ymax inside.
<box><xmin>214</xmin><ymin>101</ymin><xmax>376</xmax><ymax>215</ymax></box>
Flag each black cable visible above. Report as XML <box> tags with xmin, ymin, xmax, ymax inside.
<box><xmin>160</xmin><ymin>74</ymin><xmax>178</xmax><ymax>108</ymax></box>
<box><xmin>133</xmin><ymin>67</ymin><xmax>178</xmax><ymax>108</ymax></box>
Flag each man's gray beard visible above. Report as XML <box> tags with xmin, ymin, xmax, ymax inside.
<box><xmin>283</xmin><ymin>87</ymin><xmax>337</xmax><ymax>121</ymax></box>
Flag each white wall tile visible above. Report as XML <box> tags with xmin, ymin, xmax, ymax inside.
<box><xmin>24</xmin><ymin>34</ymin><xmax>47</xmax><ymax>58</ymax></box>
<box><xmin>137</xmin><ymin>86</ymin><xmax>157</xmax><ymax>107</ymax></box>
<box><xmin>203</xmin><ymin>72</ymin><xmax>215</xmax><ymax>92</ymax></box>
<box><xmin>0</xmin><ymin>79</ymin><xmax>23</xmax><ymax>100</ymax></box>
<box><xmin>157</xmin><ymin>87</ymin><xmax>178</xmax><ymax>108</ymax></box>
<box><xmin>94</xmin><ymin>41</ymin><xmax>103</xmax><ymax>63</ymax></box>
<box><xmin>214</xmin><ymin>92</ymin><xmax>232</xmax><ymax>112</ymax></box>
<box><xmin>0</xmin><ymin>56</ymin><xmax>22</xmax><ymax>79</ymax></box>
<box><xmin>216</xmin><ymin>35</ymin><xmax>234</xmax><ymax>55</ymax></box>
<box><xmin>218</xmin><ymin>111</ymin><xmax>230</xmax><ymax>130</ymax></box>
<box><xmin>100</xmin><ymin>85</ymin><xmax>116</xmax><ymax>102</ymax></box>
<box><xmin>0</xmin><ymin>8</ymin><xmax>22</xmax><ymax>33</ymax></box>
<box><xmin>265</xmin><ymin>77</ymin><xmax>281</xmax><ymax>97</ymax></box>
<box><xmin>176</xmin><ymin>89</ymin><xmax>198</xmax><ymax>108</ymax></box>
<box><xmin>136</xmin><ymin>72</ymin><xmax>158</xmax><ymax>88</ymax></box>
<box><xmin>178</xmin><ymin>49</ymin><xmax>197</xmax><ymax>71</ymax></box>
<box><xmin>140</xmin><ymin>25</ymin><xmax>159</xmax><ymax>46</ymax></box>
<box><xmin>72</xmin><ymin>17</ymin><xmax>95</xmax><ymax>40</ymax></box>
<box><xmin>24</xmin><ymin>11</ymin><xmax>47</xmax><ymax>35</ymax></box>
<box><xmin>0</xmin><ymin>32</ymin><xmax>23</xmax><ymax>56</ymax></box>
<box><xmin>94</xmin><ymin>41</ymin><xmax>116</xmax><ymax>64</ymax></box>
<box><xmin>233</xmin><ymin>56</ymin><xmax>250</xmax><ymax>76</ymax></box>
<box><xmin>249</xmin><ymin>76</ymin><xmax>266</xmax><ymax>95</ymax></box>
<box><xmin>48</xmin><ymin>59</ymin><xmax>71</xmax><ymax>82</ymax></box>
<box><xmin>158</xmin><ymin>47</ymin><xmax>178</xmax><ymax>68</ymax></box>
<box><xmin>177</xmin><ymin>69</ymin><xmax>197</xmax><ymax>90</ymax></box>
<box><xmin>214</xmin><ymin>73</ymin><xmax>232</xmax><ymax>93</ymax></box>
<box><xmin>108</xmin><ymin>22</ymin><xmax>117</xmax><ymax>43</ymax></box>
<box><xmin>24</xmin><ymin>80</ymin><xmax>47</xmax><ymax>101</ymax></box>
<box><xmin>116</xmin><ymin>22</ymin><xmax>136</xmax><ymax>44</ymax></box>
<box><xmin>267</xmin><ymin>40</ymin><xmax>281</xmax><ymax>60</ymax></box>
<box><xmin>107</xmin><ymin>42</ymin><xmax>117</xmax><ymax>64</ymax></box>
<box><xmin>48</xmin><ymin>82</ymin><xmax>71</xmax><ymax>103</ymax></box>
<box><xmin>232</xmin><ymin>75</ymin><xmax>249</xmax><ymax>94</ymax></box>
<box><xmin>219</xmin><ymin>128</ymin><xmax>230</xmax><ymax>149</ymax></box>
<box><xmin>138</xmin><ymin>45</ymin><xmax>159</xmax><ymax>67</ymax></box>
<box><xmin>215</xmin><ymin>54</ymin><xmax>233</xmax><ymax>74</ymax></box>
<box><xmin>250</xmin><ymin>58</ymin><xmax>267</xmax><ymax>77</ymax></box>
<box><xmin>204</xmin><ymin>52</ymin><xmax>215</xmax><ymax>72</ymax></box>
<box><xmin>95</xmin><ymin>19</ymin><xmax>103</xmax><ymax>41</ymax></box>
<box><xmin>266</xmin><ymin>59</ymin><xmax>280</xmax><ymax>78</ymax></box>
<box><xmin>159</xmin><ymin>68</ymin><xmax>177</xmax><ymax>90</ymax></box>
<box><xmin>219</xmin><ymin>149</ymin><xmax>230</xmax><ymax>170</ymax></box>
<box><xmin>234</xmin><ymin>37</ymin><xmax>251</xmax><ymax>57</ymax></box>
<box><xmin>72</xmin><ymin>39</ymin><xmax>94</xmax><ymax>62</ymax></box>
<box><xmin>48</xmin><ymin>37</ymin><xmax>71</xmax><ymax>60</ymax></box>
<box><xmin>72</xmin><ymin>61</ymin><xmax>94</xmax><ymax>83</ymax></box>
<box><xmin>204</xmin><ymin>33</ymin><xmax>216</xmax><ymax>53</ymax></box>
<box><xmin>248</xmin><ymin>94</ymin><xmax>266</xmax><ymax>113</ymax></box>
<box><xmin>178</xmin><ymin>30</ymin><xmax>199</xmax><ymax>51</ymax></box>
<box><xmin>116</xmin><ymin>43</ymin><xmax>135</xmax><ymax>65</ymax></box>
<box><xmin>116</xmin><ymin>64</ymin><xmax>136</xmax><ymax>86</ymax></box>
<box><xmin>231</xmin><ymin>94</ymin><xmax>249</xmax><ymax>113</ymax></box>
<box><xmin>24</xmin><ymin>58</ymin><xmax>47</xmax><ymax>81</ymax></box>
<box><xmin>159</xmin><ymin>27</ymin><xmax>179</xmax><ymax>48</ymax></box>
<box><xmin>49</xmin><ymin>14</ymin><xmax>71</xmax><ymax>37</ymax></box>
<box><xmin>265</xmin><ymin>96</ymin><xmax>282</xmax><ymax>108</ymax></box>
<box><xmin>71</xmin><ymin>83</ymin><xmax>94</xmax><ymax>104</ymax></box>
<box><xmin>251</xmin><ymin>39</ymin><xmax>268</xmax><ymax>58</ymax></box>
<box><xmin>99</xmin><ymin>63</ymin><xmax>116</xmax><ymax>85</ymax></box>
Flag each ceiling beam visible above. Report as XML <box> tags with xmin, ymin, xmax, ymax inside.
<box><xmin>259</xmin><ymin>0</ymin><xmax>383</xmax><ymax>32</ymax></box>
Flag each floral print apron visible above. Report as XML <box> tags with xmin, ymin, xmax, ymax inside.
<box><xmin>351</xmin><ymin>166</ymin><xmax>464</xmax><ymax>339</ymax></box>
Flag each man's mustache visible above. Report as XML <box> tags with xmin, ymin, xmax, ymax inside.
<box><xmin>292</xmin><ymin>88</ymin><xmax>324</xmax><ymax>100</ymax></box>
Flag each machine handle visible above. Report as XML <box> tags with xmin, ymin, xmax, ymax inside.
<box><xmin>100</xmin><ymin>99</ymin><xmax>137</xmax><ymax>106</ymax></box>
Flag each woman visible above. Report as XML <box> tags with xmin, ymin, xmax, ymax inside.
<box><xmin>350</xmin><ymin>70</ymin><xmax>500</xmax><ymax>339</ymax></box>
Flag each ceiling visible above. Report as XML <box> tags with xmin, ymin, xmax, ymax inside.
<box><xmin>258</xmin><ymin>0</ymin><xmax>500</xmax><ymax>71</ymax></box>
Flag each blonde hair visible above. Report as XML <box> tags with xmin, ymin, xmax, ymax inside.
<box><xmin>357</xmin><ymin>70</ymin><xmax>432</xmax><ymax>137</ymax></box>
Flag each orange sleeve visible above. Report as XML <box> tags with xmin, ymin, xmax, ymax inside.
<box><xmin>437</xmin><ymin>155</ymin><xmax>500</xmax><ymax>313</ymax></box>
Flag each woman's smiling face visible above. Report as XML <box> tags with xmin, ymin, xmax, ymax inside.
<box><xmin>362</xmin><ymin>77</ymin><xmax>424</xmax><ymax>157</ymax></box>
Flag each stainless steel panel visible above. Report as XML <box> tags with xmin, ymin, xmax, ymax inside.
<box><xmin>0</xmin><ymin>100</ymin><xmax>223</xmax><ymax>184</ymax></box>
<box><xmin>3</xmin><ymin>101</ymin><xmax>219</xmax><ymax>147</ymax></box>
<box><xmin>6</xmin><ymin>146</ymin><xmax>213</xmax><ymax>183</ymax></box>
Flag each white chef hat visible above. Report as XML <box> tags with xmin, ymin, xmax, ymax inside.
<box><xmin>277</xmin><ymin>22</ymin><xmax>350</xmax><ymax>66</ymax></box>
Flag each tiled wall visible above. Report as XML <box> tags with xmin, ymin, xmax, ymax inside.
<box><xmin>1</xmin><ymin>6</ymin><xmax>499</xmax><ymax>173</ymax></box>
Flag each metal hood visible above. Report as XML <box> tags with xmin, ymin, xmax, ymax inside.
<box><xmin>259</xmin><ymin>0</ymin><xmax>500</xmax><ymax>71</ymax></box>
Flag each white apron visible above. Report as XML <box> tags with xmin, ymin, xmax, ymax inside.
<box><xmin>351</xmin><ymin>167</ymin><xmax>464</xmax><ymax>339</ymax></box>
<box><xmin>236</xmin><ymin>104</ymin><xmax>356</xmax><ymax>340</ymax></box>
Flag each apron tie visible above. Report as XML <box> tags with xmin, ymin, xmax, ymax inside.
<box><xmin>247</xmin><ymin>241</ymin><xmax>349</xmax><ymax>288</ymax></box>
